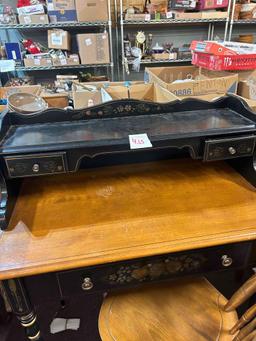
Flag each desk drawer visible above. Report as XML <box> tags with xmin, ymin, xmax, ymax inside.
<box><xmin>204</xmin><ymin>135</ymin><xmax>255</xmax><ymax>161</ymax></box>
<box><xmin>57</xmin><ymin>242</ymin><xmax>252</xmax><ymax>296</ymax></box>
<box><xmin>5</xmin><ymin>152</ymin><xmax>66</xmax><ymax>178</ymax></box>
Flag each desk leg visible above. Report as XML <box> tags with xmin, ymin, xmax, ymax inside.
<box><xmin>2</xmin><ymin>278</ymin><xmax>42</xmax><ymax>341</ymax></box>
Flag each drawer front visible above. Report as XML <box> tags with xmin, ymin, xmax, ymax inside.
<box><xmin>204</xmin><ymin>135</ymin><xmax>255</xmax><ymax>161</ymax></box>
<box><xmin>57</xmin><ymin>242</ymin><xmax>252</xmax><ymax>296</ymax></box>
<box><xmin>5</xmin><ymin>152</ymin><xmax>66</xmax><ymax>178</ymax></box>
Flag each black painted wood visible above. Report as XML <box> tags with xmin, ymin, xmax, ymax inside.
<box><xmin>0</xmin><ymin>95</ymin><xmax>256</xmax><ymax>231</ymax></box>
<box><xmin>2</xmin><ymin>279</ymin><xmax>43</xmax><ymax>341</ymax></box>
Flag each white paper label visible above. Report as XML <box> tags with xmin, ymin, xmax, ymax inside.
<box><xmin>51</xmin><ymin>33</ymin><xmax>63</xmax><ymax>46</ymax></box>
<box><xmin>216</xmin><ymin>0</ymin><xmax>223</xmax><ymax>5</ymax></box>
<box><xmin>145</xmin><ymin>14</ymin><xmax>151</xmax><ymax>21</ymax></box>
<box><xmin>34</xmin><ymin>59</ymin><xmax>40</xmax><ymax>65</ymax></box>
<box><xmin>85</xmin><ymin>38</ymin><xmax>92</xmax><ymax>46</ymax></box>
<box><xmin>0</xmin><ymin>60</ymin><xmax>15</xmax><ymax>72</ymax></box>
<box><xmin>24</xmin><ymin>16</ymin><xmax>31</xmax><ymax>24</ymax></box>
<box><xmin>102</xmin><ymin>34</ymin><xmax>107</xmax><ymax>40</ymax></box>
<box><xmin>48</xmin><ymin>3</ymin><xmax>54</xmax><ymax>11</ymax></box>
<box><xmin>88</xmin><ymin>99</ymin><xmax>94</xmax><ymax>107</ymax></box>
<box><xmin>11</xmin><ymin>51</ymin><xmax>17</xmax><ymax>60</ymax></box>
<box><xmin>166</xmin><ymin>11</ymin><xmax>173</xmax><ymax>18</ymax></box>
<box><xmin>129</xmin><ymin>134</ymin><xmax>152</xmax><ymax>149</ymax></box>
<box><xmin>60</xmin><ymin>58</ymin><xmax>67</xmax><ymax>65</ymax></box>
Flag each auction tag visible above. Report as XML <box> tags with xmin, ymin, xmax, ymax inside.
<box><xmin>85</xmin><ymin>38</ymin><xmax>92</xmax><ymax>46</ymax></box>
<box><xmin>129</xmin><ymin>133</ymin><xmax>152</xmax><ymax>149</ymax></box>
<box><xmin>51</xmin><ymin>33</ymin><xmax>63</xmax><ymax>46</ymax></box>
<box><xmin>24</xmin><ymin>16</ymin><xmax>32</xmax><ymax>24</ymax></box>
<box><xmin>60</xmin><ymin>58</ymin><xmax>67</xmax><ymax>65</ymax></box>
<box><xmin>166</xmin><ymin>11</ymin><xmax>174</xmax><ymax>19</ymax></box>
<box><xmin>145</xmin><ymin>14</ymin><xmax>151</xmax><ymax>21</ymax></box>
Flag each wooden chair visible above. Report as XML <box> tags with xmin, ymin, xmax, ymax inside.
<box><xmin>99</xmin><ymin>275</ymin><xmax>256</xmax><ymax>341</ymax></box>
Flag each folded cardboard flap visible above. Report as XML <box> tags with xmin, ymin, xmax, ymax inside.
<box><xmin>145</xmin><ymin>66</ymin><xmax>238</xmax><ymax>97</ymax></box>
<box><xmin>73</xmin><ymin>90</ymin><xmax>102</xmax><ymax>109</ymax></box>
<box><xmin>72</xmin><ymin>83</ymin><xmax>179</xmax><ymax>109</ymax></box>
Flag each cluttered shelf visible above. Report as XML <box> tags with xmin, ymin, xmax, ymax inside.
<box><xmin>122</xmin><ymin>18</ymin><xmax>227</xmax><ymax>25</ymax></box>
<box><xmin>0</xmin><ymin>21</ymin><xmax>109</xmax><ymax>29</ymax></box>
<box><xmin>127</xmin><ymin>58</ymin><xmax>191</xmax><ymax>64</ymax></box>
<box><xmin>0</xmin><ymin>0</ymin><xmax>113</xmax><ymax>76</ymax></box>
<box><xmin>15</xmin><ymin>63</ymin><xmax>113</xmax><ymax>71</ymax></box>
<box><xmin>233</xmin><ymin>19</ymin><xmax>256</xmax><ymax>24</ymax></box>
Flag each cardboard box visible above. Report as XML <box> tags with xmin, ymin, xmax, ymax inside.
<box><xmin>73</xmin><ymin>82</ymin><xmax>178</xmax><ymax>109</ymax></box>
<box><xmin>76</xmin><ymin>0</ymin><xmax>108</xmax><ymax>22</ymax></box>
<box><xmin>235</xmin><ymin>69</ymin><xmax>256</xmax><ymax>82</ymax></box>
<box><xmin>236</xmin><ymin>70</ymin><xmax>256</xmax><ymax>103</ymax></box>
<box><xmin>47</xmin><ymin>0</ymin><xmax>77</xmax><ymax>22</ymax></box>
<box><xmin>73</xmin><ymin>90</ymin><xmax>102</xmax><ymax>109</ymax></box>
<box><xmin>169</xmin><ymin>0</ymin><xmax>197</xmax><ymax>9</ymax></box>
<box><xmin>200</xmin><ymin>11</ymin><xmax>228</xmax><ymax>19</ymax></box>
<box><xmin>52</xmin><ymin>54</ymin><xmax>80</xmax><ymax>66</ymax></box>
<box><xmin>152</xmin><ymin>53</ymin><xmax>177</xmax><ymax>60</ymax></box>
<box><xmin>174</xmin><ymin>11</ymin><xmax>227</xmax><ymax>19</ymax></box>
<box><xmin>77</xmin><ymin>33</ymin><xmax>110</xmax><ymax>65</ymax></box>
<box><xmin>24</xmin><ymin>58</ymin><xmax>52</xmax><ymax>67</ymax></box>
<box><xmin>19</xmin><ymin>14</ymin><xmax>49</xmax><ymax>24</ymax></box>
<box><xmin>196</xmin><ymin>0</ymin><xmax>228</xmax><ymax>10</ymax></box>
<box><xmin>40</xmin><ymin>91</ymin><xmax>69</xmax><ymax>108</ymax></box>
<box><xmin>17</xmin><ymin>4</ymin><xmax>45</xmax><ymax>15</ymax></box>
<box><xmin>145</xmin><ymin>66</ymin><xmax>238</xmax><ymax>97</ymax></box>
<box><xmin>238</xmin><ymin>81</ymin><xmax>256</xmax><ymax>100</ymax></box>
<box><xmin>48</xmin><ymin>30</ymin><xmax>71</xmax><ymax>50</ymax></box>
<box><xmin>124</xmin><ymin>13</ymin><xmax>151</xmax><ymax>20</ymax></box>
<box><xmin>128</xmin><ymin>83</ymin><xmax>178</xmax><ymax>102</ymax></box>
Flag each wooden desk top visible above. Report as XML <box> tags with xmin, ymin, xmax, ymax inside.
<box><xmin>1</xmin><ymin>159</ymin><xmax>256</xmax><ymax>280</ymax></box>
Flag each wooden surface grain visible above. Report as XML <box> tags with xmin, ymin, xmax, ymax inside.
<box><xmin>99</xmin><ymin>276</ymin><xmax>238</xmax><ymax>341</ymax></box>
<box><xmin>1</xmin><ymin>159</ymin><xmax>256</xmax><ymax>280</ymax></box>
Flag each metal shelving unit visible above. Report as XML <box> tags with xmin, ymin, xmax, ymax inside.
<box><xmin>127</xmin><ymin>58</ymin><xmax>191</xmax><ymax>64</ymax></box>
<box><xmin>15</xmin><ymin>63</ymin><xmax>112</xmax><ymax>71</ymax></box>
<box><xmin>232</xmin><ymin>19</ymin><xmax>256</xmax><ymax>25</ymax></box>
<box><xmin>119</xmin><ymin>0</ymin><xmax>233</xmax><ymax>79</ymax></box>
<box><xmin>0</xmin><ymin>0</ymin><xmax>114</xmax><ymax>80</ymax></box>
<box><xmin>228</xmin><ymin>0</ymin><xmax>256</xmax><ymax>40</ymax></box>
<box><xmin>0</xmin><ymin>21</ymin><xmax>108</xmax><ymax>29</ymax></box>
<box><xmin>123</xmin><ymin>18</ymin><xmax>227</xmax><ymax>25</ymax></box>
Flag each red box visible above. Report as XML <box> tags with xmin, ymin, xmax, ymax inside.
<box><xmin>191</xmin><ymin>40</ymin><xmax>256</xmax><ymax>55</ymax></box>
<box><xmin>196</xmin><ymin>0</ymin><xmax>228</xmax><ymax>10</ymax></box>
<box><xmin>192</xmin><ymin>52</ymin><xmax>256</xmax><ymax>71</ymax></box>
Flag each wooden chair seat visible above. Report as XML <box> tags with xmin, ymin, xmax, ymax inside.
<box><xmin>99</xmin><ymin>277</ymin><xmax>238</xmax><ymax>341</ymax></box>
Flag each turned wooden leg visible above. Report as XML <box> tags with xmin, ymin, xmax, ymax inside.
<box><xmin>2</xmin><ymin>278</ymin><xmax>43</xmax><ymax>341</ymax></box>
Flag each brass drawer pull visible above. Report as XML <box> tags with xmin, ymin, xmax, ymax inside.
<box><xmin>82</xmin><ymin>277</ymin><xmax>93</xmax><ymax>291</ymax></box>
<box><xmin>222</xmin><ymin>255</ymin><xmax>233</xmax><ymax>267</ymax></box>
